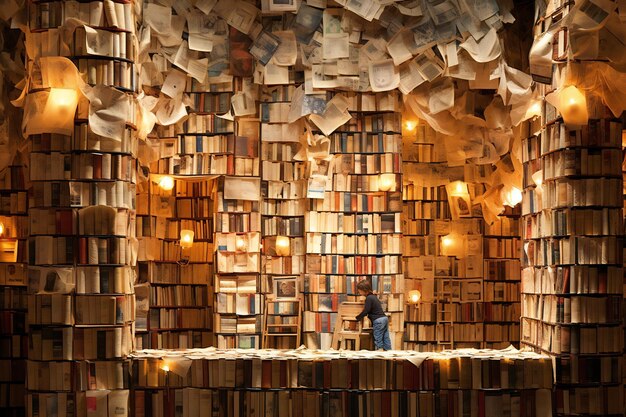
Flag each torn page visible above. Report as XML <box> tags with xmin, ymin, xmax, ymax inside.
<box><xmin>309</xmin><ymin>94</ymin><xmax>351</xmax><ymax>136</ymax></box>
<box><xmin>214</xmin><ymin>0</ymin><xmax>259</xmax><ymax>35</ymax></box>
<box><xmin>224</xmin><ymin>176</ymin><xmax>260</xmax><ymax>200</ymax></box>
<box><xmin>143</xmin><ymin>2</ymin><xmax>172</xmax><ymax>34</ymax></box>
<box><xmin>414</xmin><ymin>51</ymin><xmax>445</xmax><ymax>82</ymax></box>
<box><xmin>387</xmin><ymin>30</ymin><xmax>416</xmax><ymax>66</ymax></box>
<box><xmin>263</xmin><ymin>63</ymin><xmax>290</xmax><ymax>85</ymax></box>
<box><xmin>39</xmin><ymin>56</ymin><xmax>83</xmax><ymax>89</ymax></box>
<box><xmin>288</xmin><ymin>86</ymin><xmax>327</xmax><ymax>122</ymax></box>
<box><xmin>161</xmin><ymin>69</ymin><xmax>188</xmax><ymax>99</ymax></box>
<box><xmin>396</xmin><ymin>0</ymin><xmax>423</xmax><ymax>16</ymax></box>
<box><xmin>84</xmin><ymin>26</ymin><xmax>114</xmax><ymax>56</ymax></box>
<box><xmin>231</xmin><ymin>91</ymin><xmax>256</xmax><ymax>116</ymax></box>
<box><xmin>427</xmin><ymin>79</ymin><xmax>455</xmax><ymax>114</ymax></box>
<box><xmin>249</xmin><ymin>30</ymin><xmax>280</xmax><ymax>66</ymax></box>
<box><xmin>459</xmin><ymin>27</ymin><xmax>501</xmax><ymax>62</ymax></box>
<box><xmin>369</xmin><ymin>59</ymin><xmax>400</xmax><ymax>92</ymax></box>
<box><xmin>155</xmin><ymin>96</ymin><xmax>188</xmax><ymax>126</ymax></box>
<box><xmin>271</xmin><ymin>31</ymin><xmax>297</xmax><ymax>66</ymax></box>
<box><xmin>398</xmin><ymin>59</ymin><xmax>426</xmax><ymax>94</ymax></box>
<box><xmin>322</xmin><ymin>9</ymin><xmax>349</xmax><ymax>60</ymax></box>
<box><xmin>188</xmin><ymin>33</ymin><xmax>214</xmax><ymax>52</ymax></box>
<box><xmin>195</xmin><ymin>0</ymin><xmax>218</xmax><ymax>14</ymax></box>
<box><xmin>83</xmin><ymin>85</ymin><xmax>130</xmax><ymax>141</ymax></box>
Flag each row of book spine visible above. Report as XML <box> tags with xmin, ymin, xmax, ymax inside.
<box><xmin>402</xmin><ymin>120</ymin><xmax>522</xmax><ymax>351</ymax></box>
<box><xmin>520</xmin><ymin>17</ymin><xmax>625</xmax><ymax>414</ymax></box>
<box><xmin>25</xmin><ymin>6</ymin><xmax>140</xmax><ymax>417</ymax></box>
<box><xmin>0</xmin><ymin>163</ymin><xmax>28</xmax><ymax>417</ymax></box>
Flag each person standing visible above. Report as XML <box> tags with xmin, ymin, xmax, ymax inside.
<box><xmin>355</xmin><ymin>280</ymin><xmax>391</xmax><ymax>350</ymax></box>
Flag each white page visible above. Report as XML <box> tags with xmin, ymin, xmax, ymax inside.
<box><xmin>368</xmin><ymin>59</ymin><xmax>400</xmax><ymax>92</ymax></box>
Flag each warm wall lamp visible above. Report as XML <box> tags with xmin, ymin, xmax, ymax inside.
<box><xmin>379</xmin><ymin>173</ymin><xmax>396</xmax><ymax>192</ymax></box>
<box><xmin>276</xmin><ymin>236</ymin><xmax>290</xmax><ymax>256</ymax></box>
<box><xmin>159</xmin><ymin>175</ymin><xmax>175</xmax><ymax>191</ymax></box>
<box><xmin>180</xmin><ymin>230</ymin><xmax>194</xmax><ymax>249</ymax></box>
<box><xmin>408</xmin><ymin>290</ymin><xmax>421</xmax><ymax>304</ymax></box>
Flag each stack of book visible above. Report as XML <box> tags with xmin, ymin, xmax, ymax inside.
<box><xmin>130</xmin><ymin>346</ymin><xmax>554</xmax><ymax>417</ymax></box>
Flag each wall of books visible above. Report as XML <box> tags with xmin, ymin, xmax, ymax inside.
<box><xmin>402</xmin><ymin>119</ymin><xmax>522</xmax><ymax>352</ymax></box>
<box><xmin>303</xmin><ymin>91</ymin><xmax>405</xmax><ymax>349</ymax></box>
<box><xmin>5</xmin><ymin>0</ymin><xmax>626</xmax><ymax>416</ymax></box>
<box><xmin>520</xmin><ymin>3</ymin><xmax>626</xmax><ymax>415</ymax></box>
<box><xmin>0</xmin><ymin>161</ymin><xmax>28</xmax><ymax>417</ymax></box>
<box><xmin>130</xmin><ymin>348</ymin><xmax>554</xmax><ymax>417</ymax></box>
<box><xmin>23</xmin><ymin>1</ymin><xmax>140</xmax><ymax>415</ymax></box>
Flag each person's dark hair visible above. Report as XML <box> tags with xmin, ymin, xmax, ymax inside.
<box><xmin>356</xmin><ymin>280</ymin><xmax>372</xmax><ymax>293</ymax></box>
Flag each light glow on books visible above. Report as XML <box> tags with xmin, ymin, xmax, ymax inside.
<box><xmin>378</xmin><ymin>174</ymin><xmax>396</xmax><ymax>192</ymax></box>
<box><xmin>448</xmin><ymin>181</ymin><xmax>468</xmax><ymax>197</ymax></box>
<box><xmin>48</xmin><ymin>88</ymin><xmax>78</xmax><ymax>109</ymax></box>
<box><xmin>408</xmin><ymin>290</ymin><xmax>421</xmax><ymax>304</ymax></box>
<box><xmin>180</xmin><ymin>229</ymin><xmax>195</xmax><ymax>249</ymax></box>
<box><xmin>276</xmin><ymin>236</ymin><xmax>290</xmax><ymax>256</ymax></box>
<box><xmin>501</xmin><ymin>186</ymin><xmax>522</xmax><ymax>207</ymax></box>
<box><xmin>559</xmin><ymin>85</ymin><xmax>588</xmax><ymax>125</ymax></box>
<box><xmin>159</xmin><ymin>175</ymin><xmax>175</xmax><ymax>191</ymax></box>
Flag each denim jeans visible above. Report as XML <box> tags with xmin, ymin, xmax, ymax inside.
<box><xmin>372</xmin><ymin>316</ymin><xmax>392</xmax><ymax>350</ymax></box>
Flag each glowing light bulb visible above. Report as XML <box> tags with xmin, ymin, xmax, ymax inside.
<box><xmin>236</xmin><ymin>237</ymin><xmax>246</xmax><ymax>251</ymax></box>
<box><xmin>180</xmin><ymin>230</ymin><xmax>194</xmax><ymax>249</ymax></box>
<box><xmin>559</xmin><ymin>85</ymin><xmax>588</xmax><ymax>125</ymax></box>
<box><xmin>441</xmin><ymin>236</ymin><xmax>453</xmax><ymax>247</ymax></box>
<box><xmin>276</xmin><ymin>236</ymin><xmax>290</xmax><ymax>256</ymax></box>
<box><xmin>448</xmin><ymin>181</ymin><xmax>467</xmax><ymax>197</ymax></box>
<box><xmin>405</xmin><ymin>120</ymin><xmax>417</xmax><ymax>131</ymax></box>
<box><xmin>49</xmin><ymin>88</ymin><xmax>78</xmax><ymax>109</ymax></box>
<box><xmin>409</xmin><ymin>290</ymin><xmax>421</xmax><ymax>304</ymax></box>
<box><xmin>161</xmin><ymin>364</ymin><xmax>170</xmax><ymax>372</ymax></box>
<box><xmin>378</xmin><ymin>174</ymin><xmax>396</xmax><ymax>192</ymax></box>
<box><xmin>0</xmin><ymin>223</ymin><xmax>5</xmax><ymax>236</ymax></box>
<box><xmin>159</xmin><ymin>176</ymin><xmax>175</xmax><ymax>191</ymax></box>
<box><xmin>502</xmin><ymin>186</ymin><xmax>523</xmax><ymax>207</ymax></box>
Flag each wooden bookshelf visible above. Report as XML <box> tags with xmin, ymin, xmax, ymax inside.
<box><xmin>520</xmin><ymin>75</ymin><xmax>625</xmax><ymax>416</ymax></box>
<box><xmin>301</xmin><ymin>92</ymin><xmax>404</xmax><ymax>349</ymax></box>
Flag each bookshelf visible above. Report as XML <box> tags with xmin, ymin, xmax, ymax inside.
<box><xmin>214</xmin><ymin>180</ymin><xmax>262</xmax><ymax>349</ymax></box>
<box><xmin>520</xmin><ymin>83</ymin><xmax>625</xmax><ymax>415</ymax></box>
<box><xmin>25</xmin><ymin>2</ymin><xmax>139</xmax><ymax>415</ymax></box>
<box><xmin>130</xmin><ymin>347</ymin><xmax>555</xmax><ymax>417</ymax></box>
<box><xmin>137</xmin><ymin>159</ymin><xmax>215</xmax><ymax>349</ymax></box>
<box><xmin>262</xmin><ymin>298</ymin><xmax>302</xmax><ymax>349</ymax></box>
<box><xmin>483</xmin><ymin>206</ymin><xmax>522</xmax><ymax>349</ymax></box>
<box><xmin>259</xmin><ymin>81</ymin><xmax>307</xmax><ymax>349</ymax></box>
<box><xmin>304</xmin><ymin>91</ymin><xmax>405</xmax><ymax>349</ymax></box>
<box><xmin>0</xmin><ymin>163</ymin><xmax>28</xmax><ymax>417</ymax></box>
<box><xmin>401</xmin><ymin>120</ymin><xmax>522</xmax><ymax>351</ymax></box>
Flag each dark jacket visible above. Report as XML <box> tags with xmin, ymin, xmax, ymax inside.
<box><xmin>356</xmin><ymin>293</ymin><xmax>385</xmax><ymax>322</ymax></box>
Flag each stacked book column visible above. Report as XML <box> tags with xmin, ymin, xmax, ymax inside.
<box><xmin>25</xmin><ymin>1</ymin><xmax>139</xmax><ymax>415</ymax></box>
<box><xmin>0</xmin><ymin>163</ymin><xmax>28</xmax><ymax>417</ymax></box>
<box><xmin>259</xmin><ymin>83</ymin><xmax>307</xmax><ymax>349</ymax></box>
<box><xmin>520</xmin><ymin>91</ymin><xmax>625</xmax><ymax>416</ymax></box>
<box><xmin>304</xmin><ymin>92</ymin><xmax>404</xmax><ymax>349</ymax></box>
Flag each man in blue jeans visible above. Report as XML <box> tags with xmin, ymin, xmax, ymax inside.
<box><xmin>355</xmin><ymin>280</ymin><xmax>391</xmax><ymax>350</ymax></box>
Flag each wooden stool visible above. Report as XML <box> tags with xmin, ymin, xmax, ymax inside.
<box><xmin>339</xmin><ymin>331</ymin><xmax>360</xmax><ymax>350</ymax></box>
<box><xmin>331</xmin><ymin>302</ymin><xmax>365</xmax><ymax>350</ymax></box>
